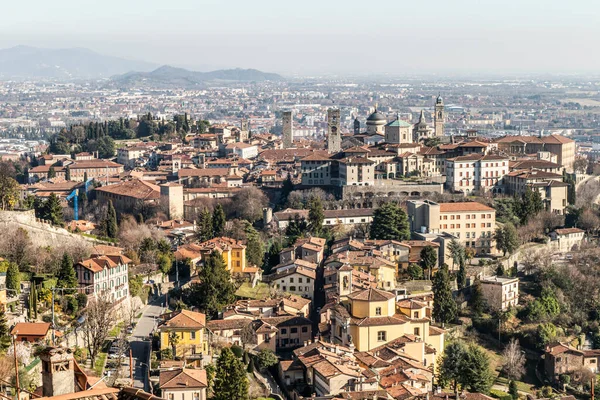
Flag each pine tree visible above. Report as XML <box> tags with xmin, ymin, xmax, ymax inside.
<box><xmin>244</xmin><ymin>222</ymin><xmax>265</xmax><ymax>267</ymax></box>
<box><xmin>214</xmin><ymin>347</ymin><xmax>249</xmax><ymax>400</ymax></box>
<box><xmin>212</xmin><ymin>204</ymin><xmax>226</xmax><ymax>237</ymax></box>
<box><xmin>6</xmin><ymin>262</ymin><xmax>20</xmax><ymax>294</ymax></box>
<box><xmin>369</xmin><ymin>202</ymin><xmax>410</xmax><ymax>241</ymax></box>
<box><xmin>0</xmin><ymin>308</ymin><xmax>10</xmax><ymax>350</ymax></box>
<box><xmin>57</xmin><ymin>253</ymin><xmax>78</xmax><ymax>292</ymax></box>
<box><xmin>464</xmin><ymin>344</ymin><xmax>494</xmax><ymax>393</ymax></box>
<box><xmin>308</xmin><ymin>196</ymin><xmax>324</xmax><ymax>235</ymax></box>
<box><xmin>432</xmin><ymin>264</ymin><xmax>457</xmax><ymax>325</ymax></box>
<box><xmin>42</xmin><ymin>192</ymin><xmax>64</xmax><ymax>226</ymax></box>
<box><xmin>104</xmin><ymin>200</ymin><xmax>118</xmax><ymax>238</ymax></box>
<box><xmin>509</xmin><ymin>380</ymin><xmax>519</xmax><ymax>400</ymax></box>
<box><xmin>196</xmin><ymin>208</ymin><xmax>213</xmax><ymax>242</ymax></box>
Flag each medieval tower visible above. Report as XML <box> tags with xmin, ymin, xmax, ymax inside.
<box><xmin>282</xmin><ymin>110</ymin><xmax>293</xmax><ymax>149</ymax></box>
<box><xmin>434</xmin><ymin>95</ymin><xmax>445</xmax><ymax>137</ymax></box>
<box><xmin>327</xmin><ymin>108</ymin><xmax>341</xmax><ymax>153</ymax></box>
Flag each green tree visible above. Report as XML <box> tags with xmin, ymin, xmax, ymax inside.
<box><xmin>495</xmin><ymin>223</ymin><xmax>519</xmax><ymax>257</ymax></box>
<box><xmin>158</xmin><ymin>253</ymin><xmax>172</xmax><ymax>276</ymax></box>
<box><xmin>448</xmin><ymin>239</ymin><xmax>464</xmax><ymax>269</ymax></box>
<box><xmin>244</xmin><ymin>223</ymin><xmax>265</xmax><ymax>267</ymax></box>
<box><xmin>196</xmin><ymin>208</ymin><xmax>213</xmax><ymax>242</ymax></box>
<box><xmin>536</xmin><ymin>323</ymin><xmax>558</xmax><ymax>350</ymax></box>
<box><xmin>256</xmin><ymin>348</ymin><xmax>278</xmax><ymax>370</ymax></box>
<box><xmin>564</xmin><ymin>174</ymin><xmax>576</xmax><ymax>205</ymax></box>
<box><xmin>369</xmin><ymin>202</ymin><xmax>410</xmax><ymax>241</ymax></box>
<box><xmin>182</xmin><ymin>251</ymin><xmax>235</xmax><ymax>317</ymax></box>
<box><xmin>419</xmin><ymin>246</ymin><xmax>437</xmax><ymax>280</ymax></box>
<box><xmin>285</xmin><ymin>214</ymin><xmax>308</xmax><ymax>244</ymax></box>
<box><xmin>104</xmin><ymin>200</ymin><xmax>118</xmax><ymax>238</ymax></box>
<box><xmin>456</xmin><ymin>257</ymin><xmax>467</xmax><ymax>290</ymax></box>
<box><xmin>212</xmin><ymin>204</ymin><xmax>226</xmax><ymax>237</ymax></box>
<box><xmin>47</xmin><ymin>166</ymin><xmax>56</xmax><ymax>179</ymax></box>
<box><xmin>57</xmin><ymin>253</ymin><xmax>77</xmax><ymax>292</ymax></box>
<box><xmin>214</xmin><ymin>347</ymin><xmax>249</xmax><ymax>400</ymax></box>
<box><xmin>509</xmin><ymin>380</ymin><xmax>519</xmax><ymax>400</ymax></box>
<box><xmin>464</xmin><ymin>344</ymin><xmax>494</xmax><ymax>393</ymax></box>
<box><xmin>438</xmin><ymin>341</ymin><xmax>469</xmax><ymax>391</ymax></box>
<box><xmin>406</xmin><ymin>263</ymin><xmax>423</xmax><ymax>280</ymax></box>
<box><xmin>438</xmin><ymin>341</ymin><xmax>494</xmax><ymax>394</ymax></box>
<box><xmin>168</xmin><ymin>331</ymin><xmax>180</xmax><ymax>356</ymax></box>
<box><xmin>470</xmin><ymin>279</ymin><xmax>485</xmax><ymax>316</ymax></box>
<box><xmin>0</xmin><ymin>308</ymin><xmax>10</xmax><ymax>350</ymax></box>
<box><xmin>308</xmin><ymin>196</ymin><xmax>324</xmax><ymax>235</ymax></box>
<box><xmin>0</xmin><ymin>166</ymin><xmax>19</xmax><ymax>210</ymax></box>
<box><xmin>280</xmin><ymin>173</ymin><xmax>294</xmax><ymax>207</ymax></box>
<box><xmin>42</xmin><ymin>193</ymin><xmax>64</xmax><ymax>226</ymax></box>
<box><xmin>128</xmin><ymin>274</ymin><xmax>143</xmax><ymax>297</ymax></box>
<box><xmin>432</xmin><ymin>264</ymin><xmax>457</xmax><ymax>325</ymax></box>
<box><xmin>6</xmin><ymin>262</ymin><xmax>20</xmax><ymax>294</ymax></box>
<box><xmin>263</xmin><ymin>241</ymin><xmax>282</xmax><ymax>275</ymax></box>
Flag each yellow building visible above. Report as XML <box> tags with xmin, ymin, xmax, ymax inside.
<box><xmin>159</xmin><ymin>310</ymin><xmax>208</xmax><ymax>360</ymax></box>
<box><xmin>197</xmin><ymin>236</ymin><xmax>258</xmax><ymax>276</ymax></box>
<box><xmin>331</xmin><ymin>275</ymin><xmax>444</xmax><ymax>355</ymax></box>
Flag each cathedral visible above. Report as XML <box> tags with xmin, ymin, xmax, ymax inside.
<box><xmin>350</xmin><ymin>96</ymin><xmax>445</xmax><ymax>146</ymax></box>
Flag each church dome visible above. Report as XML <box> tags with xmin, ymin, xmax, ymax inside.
<box><xmin>366</xmin><ymin>110</ymin><xmax>387</xmax><ymax>122</ymax></box>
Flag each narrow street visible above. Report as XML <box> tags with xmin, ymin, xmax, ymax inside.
<box><xmin>130</xmin><ymin>295</ymin><xmax>165</xmax><ymax>391</ymax></box>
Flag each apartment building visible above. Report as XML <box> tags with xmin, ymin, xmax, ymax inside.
<box><xmin>480</xmin><ymin>276</ymin><xmax>519</xmax><ymax>311</ymax></box>
<box><xmin>75</xmin><ymin>255</ymin><xmax>131</xmax><ymax>302</ymax></box>
<box><xmin>407</xmin><ymin>200</ymin><xmax>496</xmax><ymax>255</ymax></box>
<box><xmin>159</xmin><ymin>310</ymin><xmax>208</xmax><ymax>359</ymax></box>
<box><xmin>505</xmin><ymin>170</ymin><xmax>568</xmax><ymax>214</ymax></box>
<box><xmin>300</xmin><ymin>153</ymin><xmax>332</xmax><ymax>186</ymax></box>
<box><xmin>264</xmin><ymin>267</ymin><xmax>315</xmax><ymax>300</ymax></box>
<box><xmin>495</xmin><ymin>134</ymin><xmax>575</xmax><ymax>172</ymax></box>
<box><xmin>117</xmin><ymin>147</ymin><xmax>147</xmax><ymax>168</ymax></box>
<box><xmin>338</xmin><ymin>157</ymin><xmax>375</xmax><ymax>186</ymax></box>
<box><xmin>159</xmin><ymin>369</ymin><xmax>208</xmax><ymax>400</ymax></box>
<box><xmin>445</xmin><ymin>154</ymin><xmax>509</xmax><ymax>194</ymax></box>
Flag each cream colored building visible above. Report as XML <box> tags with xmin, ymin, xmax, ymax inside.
<box><xmin>494</xmin><ymin>134</ymin><xmax>575</xmax><ymax>172</ymax></box>
<box><xmin>407</xmin><ymin>200</ymin><xmax>496</xmax><ymax>255</ymax></box>
<box><xmin>480</xmin><ymin>276</ymin><xmax>519</xmax><ymax>311</ymax></box>
<box><xmin>338</xmin><ymin>157</ymin><xmax>375</xmax><ymax>186</ymax></box>
<box><xmin>301</xmin><ymin>153</ymin><xmax>332</xmax><ymax>186</ymax></box>
<box><xmin>159</xmin><ymin>368</ymin><xmax>207</xmax><ymax>400</ymax></box>
<box><xmin>445</xmin><ymin>154</ymin><xmax>509</xmax><ymax>194</ymax></box>
<box><xmin>549</xmin><ymin>228</ymin><xmax>585</xmax><ymax>252</ymax></box>
<box><xmin>505</xmin><ymin>170</ymin><xmax>568</xmax><ymax>214</ymax></box>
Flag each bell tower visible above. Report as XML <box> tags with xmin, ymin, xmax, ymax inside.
<box><xmin>327</xmin><ymin>108</ymin><xmax>341</xmax><ymax>153</ymax></box>
<box><xmin>337</xmin><ymin>264</ymin><xmax>353</xmax><ymax>299</ymax></box>
<box><xmin>353</xmin><ymin>117</ymin><xmax>360</xmax><ymax>135</ymax></box>
<box><xmin>282</xmin><ymin>111</ymin><xmax>293</xmax><ymax>149</ymax></box>
<box><xmin>434</xmin><ymin>95</ymin><xmax>445</xmax><ymax>137</ymax></box>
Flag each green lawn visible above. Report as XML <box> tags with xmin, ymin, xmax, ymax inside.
<box><xmin>109</xmin><ymin>322</ymin><xmax>125</xmax><ymax>337</ymax></box>
<box><xmin>235</xmin><ymin>282</ymin><xmax>271</xmax><ymax>299</ymax></box>
<box><xmin>94</xmin><ymin>352</ymin><xmax>107</xmax><ymax>376</ymax></box>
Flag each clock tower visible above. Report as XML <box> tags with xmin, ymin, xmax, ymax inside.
<box><xmin>434</xmin><ymin>95</ymin><xmax>445</xmax><ymax>137</ymax></box>
<box><xmin>327</xmin><ymin>108</ymin><xmax>341</xmax><ymax>153</ymax></box>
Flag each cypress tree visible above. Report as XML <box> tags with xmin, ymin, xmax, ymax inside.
<box><xmin>6</xmin><ymin>262</ymin><xmax>20</xmax><ymax>294</ymax></box>
<box><xmin>105</xmin><ymin>200</ymin><xmax>118</xmax><ymax>238</ymax></box>
<box><xmin>456</xmin><ymin>257</ymin><xmax>467</xmax><ymax>290</ymax></box>
<box><xmin>212</xmin><ymin>204</ymin><xmax>226</xmax><ymax>237</ymax></box>
<box><xmin>509</xmin><ymin>380</ymin><xmax>519</xmax><ymax>400</ymax></box>
<box><xmin>432</xmin><ymin>264</ymin><xmax>457</xmax><ymax>325</ymax></box>
<box><xmin>308</xmin><ymin>196</ymin><xmax>324</xmax><ymax>235</ymax></box>
<box><xmin>214</xmin><ymin>347</ymin><xmax>249</xmax><ymax>400</ymax></box>
<box><xmin>196</xmin><ymin>208</ymin><xmax>213</xmax><ymax>242</ymax></box>
<box><xmin>0</xmin><ymin>308</ymin><xmax>10</xmax><ymax>350</ymax></box>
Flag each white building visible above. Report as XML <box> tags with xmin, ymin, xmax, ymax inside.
<box><xmin>224</xmin><ymin>143</ymin><xmax>258</xmax><ymax>159</ymax></box>
<box><xmin>75</xmin><ymin>255</ymin><xmax>131</xmax><ymax>303</ymax></box>
<box><xmin>445</xmin><ymin>154</ymin><xmax>509</xmax><ymax>195</ymax></box>
<box><xmin>548</xmin><ymin>228</ymin><xmax>585</xmax><ymax>252</ymax></box>
<box><xmin>480</xmin><ymin>275</ymin><xmax>519</xmax><ymax>311</ymax></box>
<box><xmin>264</xmin><ymin>267</ymin><xmax>315</xmax><ymax>300</ymax></box>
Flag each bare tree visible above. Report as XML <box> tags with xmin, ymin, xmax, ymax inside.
<box><xmin>502</xmin><ymin>338</ymin><xmax>526</xmax><ymax>381</ymax></box>
<box><xmin>240</xmin><ymin>321</ymin><xmax>257</xmax><ymax>350</ymax></box>
<box><xmin>521</xmin><ymin>250</ymin><xmax>552</xmax><ymax>275</ymax></box>
<box><xmin>227</xmin><ymin>187</ymin><xmax>268</xmax><ymax>223</ymax></box>
<box><xmin>83</xmin><ymin>295</ymin><xmax>116</xmax><ymax>365</ymax></box>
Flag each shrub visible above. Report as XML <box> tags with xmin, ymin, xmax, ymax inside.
<box><xmin>230</xmin><ymin>345</ymin><xmax>244</xmax><ymax>358</ymax></box>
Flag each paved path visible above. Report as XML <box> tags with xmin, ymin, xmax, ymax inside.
<box><xmin>130</xmin><ymin>296</ymin><xmax>165</xmax><ymax>391</ymax></box>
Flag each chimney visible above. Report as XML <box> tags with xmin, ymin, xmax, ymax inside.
<box><xmin>40</xmin><ymin>347</ymin><xmax>76</xmax><ymax>397</ymax></box>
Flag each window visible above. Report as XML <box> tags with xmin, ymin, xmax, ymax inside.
<box><xmin>190</xmin><ymin>331</ymin><xmax>196</xmax><ymax>340</ymax></box>
<box><xmin>281</xmin><ymin>328</ymin><xmax>287</xmax><ymax>334</ymax></box>
<box><xmin>298</xmin><ymin>278</ymin><xmax>303</xmax><ymax>283</ymax></box>
<box><xmin>290</xmin><ymin>286</ymin><xmax>296</xmax><ymax>291</ymax></box>
<box><xmin>375</xmin><ymin>307</ymin><xmax>382</xmax><ymax>316</ymax></box>
<box><xmin>413</xmin><ymin>311</ymin><xmax>419</xmax><ymax>318</ymax></box>
<box><xmin>414</xmin><ymin>327</ymin><xmax>420</xmax><ymax>336</ymax></box>
<box><xmin>302</xmin><ymin>326</ymin><xmax>308</xmax><ymax>333</ymax></box>
<box><xmin>377</xmin><ymin>331</ymin><xmax>387</xmax><ymax>341</ymax></box>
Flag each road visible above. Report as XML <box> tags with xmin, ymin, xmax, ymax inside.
<box><xmin>130</xmin><ymin>296</ymin><xmax>165</xmax><ymax>391</ymax></box>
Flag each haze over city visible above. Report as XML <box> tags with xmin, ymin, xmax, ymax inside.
<box><xmin>1</xmin><ymin>0</ymin><xmax>599</xmax><ymax>75</ymax></box>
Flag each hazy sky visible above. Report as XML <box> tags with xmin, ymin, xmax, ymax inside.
<box><xmin>1</xmin><ymin>0</ymin><xmax>598</xmax><ymax>75</ymax></box>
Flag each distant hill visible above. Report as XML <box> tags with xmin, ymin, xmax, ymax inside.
<box><xmin>112</xmin><ymin>65</ymin><xmax>284</xmax><ymax>87</ymax></box>
<box><xmin>0</xmin><ymin>45</ymin><xmax>158</xmax><ymax>79</ymax></box>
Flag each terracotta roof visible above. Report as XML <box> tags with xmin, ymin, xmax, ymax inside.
<box><xmin>159</xmin><ymin>368</ymin><xmax>208</xmax><ymax>389</ymax></box>
<box><xmin>159</xmin><ymin>310</ymin><xmax>206</xmax><ymax>330</ymax></box>
<box><xmin>439</xmin><ymin>202</ymin><xmax>494</xmax><ymax>213</ymax></box>
<box><xmin>95</xmin><ymin>179</ymin><xmax>160</xmax><ymax>200</ymax></box>
<box><xmin>206</xmin><ymin>318</ymin><xmax>252</xmax><ymax>331</ymax></box>
<box><xmin>555</xmin><ymin>228</ymin><xmax>585</xmax><ymax>235</ymax></box>
<box><xmin>11</xmin><ymin>322</ymin><xmax>51</xmax><ymax>336</ymax></box>
<box><xmin>347</xmin><ymin>288</ymin><xmax>395</xmax><ymax>302</ymax></box>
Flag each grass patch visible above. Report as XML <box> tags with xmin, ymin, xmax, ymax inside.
<box><xmin>235</xmin><ymin>282</ymin><xmax>270</xmax><ymax>300</ymax></box>
<box><xmin>109</xmin><ymin>322</ymin><xmax>125</xmax><ymax>337</ymax></box>
<box><xmin>93</xmin><ymin>352</ymin><xmax>108</xmax><ymax>376</ymax></box>
<box><xmin>496</xmin><ymin>376</ymin><xmax>533</xmax><ymax>393</ymax></box>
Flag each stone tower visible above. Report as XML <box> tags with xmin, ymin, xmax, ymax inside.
<box><xmin>239</xmin><ymin>118</ymin><xmax>249</xmax><ymax>142</ymax></box>
<box><xmin>282</xmin><ymin>111</ymin><xmax>293</xmax><ymax>149</ymax></box>
<box><xmin>353</xmin><ymin>117</ymin><xmax>360</xmax><ymax>135</ymax></box>
<box><xmin>338</xmin><ymin>264</ymin><xmax>353</xmax><ymax>299</ymax></box>
<box><xmin>327</xmin><ymin>108</ymin><xmax>341</xmax><ymax>153</ymax></box>
<box><xmin>160</xmin><ymin>183</ymin><xmax>184</xmax><ymax>220</ymax></box>
<box><xmin>41</xmin><ymin>347</ymin><xmax>76</xmax><ymax>397</ymax></box>
<box><xmin>434</xmin><ymin>95</ymin><xmax>445</xmax><ymax>137</ymax></box>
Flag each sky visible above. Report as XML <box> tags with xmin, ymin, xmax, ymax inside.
<box><xmin>1</xmin><ymin>0</ymin><xmax>598</xmax><ymax>76</ymax></box>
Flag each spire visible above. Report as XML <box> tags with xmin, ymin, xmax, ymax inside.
<box><xmin>419</xmin><ymin>109</ymin><xmax>426</xmax><ymax>123</ymax></box>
